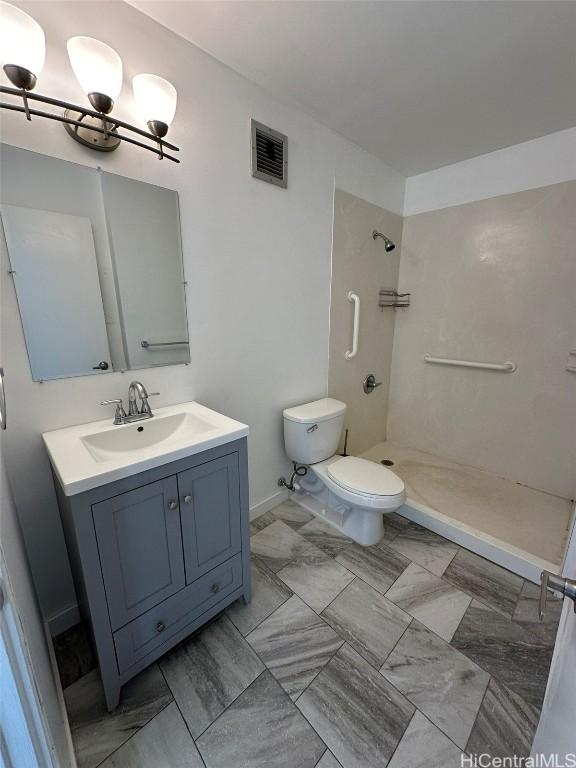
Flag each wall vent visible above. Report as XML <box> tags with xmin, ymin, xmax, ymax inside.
<box><xmin>251</xmin><ymin>119</ymin><xmax>288</xmax><ymax>188</ymax></box>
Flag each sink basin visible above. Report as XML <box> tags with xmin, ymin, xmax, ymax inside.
<box><xmin>81</xmin><ymin>412</ymin><xmax>214</xmax><ymax>462</ymax></box>
<box><xmin>43</xmin><ymin>401</ymin><xmax>249</xmax><ymax>495</ymax></box>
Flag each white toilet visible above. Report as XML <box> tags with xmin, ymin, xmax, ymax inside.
<box><xmin>282</xmin><ymin>397</ymin><xmax>405</xmax><ymax>546</ymax></box>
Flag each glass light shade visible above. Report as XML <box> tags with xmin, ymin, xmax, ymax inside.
<box><xmin>0</xmin><ymin>1</ymin><xmax>45</xmax><ymax>75</ymax></box>
<box><xmin>132</xmin><ymin>74</ymin><xmax>177</xmax><ymax>126</ymax></box>
<box><xmin>67</xmin><ymin>36</ymin><xmax>122</xmax><ymax>101</ymax></box>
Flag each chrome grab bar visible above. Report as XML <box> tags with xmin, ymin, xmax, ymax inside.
<box><xmin>345</xmin><ymin>292</ymin><xmax>360</xmax><ymax>360</ymax></box>
<box><xmin>0</xmin><ymin>368</ymin><xmax>6</xmax><ymax>430</ymax></box>
<box><xmin>141</xmin><ymin>340</ymin><xmax>189</xmax><ymax>349</ymax></box>
<box><xmin>424</xmin><ymin>354</ymin><xmax>517</xmax><ymax>373</ymax></box>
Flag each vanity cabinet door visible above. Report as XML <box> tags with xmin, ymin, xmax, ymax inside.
<box><xmin>178</xmin><ymin>453</ymin><xmax>242</xmax><ymax>584</ymax></box>
<box><xmin>92</xmin><ymin>477</ymin><xmax>185</xmax><ymax>630</ymax></box>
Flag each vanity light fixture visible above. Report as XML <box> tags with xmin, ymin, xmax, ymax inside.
<box><xmin>0</xmin><ymin>2</ymin><xmax>45</xmax><ymax>101</ymax></box>
<box><xmin>0</xmin><ymin>2</ymin><xmax>180</xmax><ymax>162</ymax></box>
<box><xmin>64</xmin><ymin>36</ymin><xmax>124</xmax><ymax>153</ymax></box>
<box><xmin>133</xmin><ymin>74</ymin><xmax>178</xmax><ymax>140</ymax></box>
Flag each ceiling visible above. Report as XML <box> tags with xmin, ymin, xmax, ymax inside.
<box><xmin>125</xmin><ymin>1</ymin><xmax>576</xmax><ymax>176</ymax></box>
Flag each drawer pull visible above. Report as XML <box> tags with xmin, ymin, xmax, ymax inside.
<box><xmin>211</xmin><ymin>583</ymin><xmax>220</xmax><ymax>594</ymax></box>
<box><xmin>156</xmin><ymin>621</ymin><xmax>166</xmax><ymax>633</ymax></box>
<box><xmin>168</xmin><ymin>499</ymin><xmax>178</xmax><ymax>511</ymax></box>
<box><xmin>183</xmin><ymin>494</ymin><xmax>192</xmax><ymax>504</ymax></box>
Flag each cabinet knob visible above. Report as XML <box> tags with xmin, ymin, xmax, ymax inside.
<box><xmin>183</xmin><ymin>494</ymin><xmax>192</xmax><ymax>504</ymax></box>
<box><xmin>168</xmin><ymin>499</ymin><xmax>178</xmax><ymax>510</ymax></box>
<box><xmin>211</xmin><ymin>583</ymin><xmax>220</xmax><ymax>594</ymax></box>
<box><xmin>156</xmin><ymin>621</ymin><xmax>166</xmax><ymax>633</ymax></box>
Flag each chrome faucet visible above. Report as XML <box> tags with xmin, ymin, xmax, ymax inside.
<box><xmin>101</xmin><ymin>381</ymin><xmax>159</xmax><ymax>424</ymax></box>
<box><xmin>129</xmin><ymin>381</ymin><xmax>149</xmax><ymax>416</ymax></box>
<box><xmin>127</xmin><ymin>380</ymin><xmax>159</xmax><ymax>420</ymax></box>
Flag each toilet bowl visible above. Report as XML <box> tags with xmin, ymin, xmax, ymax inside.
<box><xmin>282</xmin><ymin>398</ymin><xmax>405</xmax><ymax>546</ymax></box>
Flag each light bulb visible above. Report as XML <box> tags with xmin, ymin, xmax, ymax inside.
<box><xmin>133</xmin><ymin>73</ymin><xmax>177</xmax><ymax>137</ymax></box>
<box><xmin>0</xmin><ymin>1</ymin><xmax>45</xmax><ymax>89</ymax></box>
<box><xmin>67</xmin><ymin>36</ymin><xmax>122</xmax><ymax>113</ymax></box>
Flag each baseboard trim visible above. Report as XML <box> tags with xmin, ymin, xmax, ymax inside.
<box><xmin>43</xmin><ymin>620</ymin><xmax>78</xmax><ymax>767</ymax></box>
<box><xmin>47</xmin><ymin>603</ymin><xmax>80</xmax><ymax>638</ymax></box>
<box><xmin>250</xmin><ymin>489</ymin><xmax>289</xmax><ymax>521</ymax></box>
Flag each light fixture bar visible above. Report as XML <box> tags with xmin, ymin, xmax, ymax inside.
<box><xmin>0</xmin><ymin>85</ymin><xmax>180</xmax><ymax>161</ymax></box>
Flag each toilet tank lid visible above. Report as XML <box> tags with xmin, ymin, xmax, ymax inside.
<box><xmin>283</xmin><ymin>398</ymin><xmax>346</xmax><ymax>424</ymax></box>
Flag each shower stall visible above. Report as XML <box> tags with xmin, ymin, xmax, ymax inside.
<box><xmin>328</xmin><ymin>185</ymin><xmax>576</xmax><ymax>582</ymax></box>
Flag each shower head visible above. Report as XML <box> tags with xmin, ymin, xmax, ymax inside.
<box><xmin>372</xmin><ymin>229</ymin><xmax>396</xmax><ymax>252</ymax></box>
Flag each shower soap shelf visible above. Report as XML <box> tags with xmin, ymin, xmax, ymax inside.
<box><xmin>379</xmin><ymin>289</ymin><xmax>411</xmax><ymax>309</ymax></box>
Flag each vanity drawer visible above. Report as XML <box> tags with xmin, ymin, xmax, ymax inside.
<box><xmin>113</xmin><ymin>554</ymin><xmax>242</xmax><ymax>674</ymax></box>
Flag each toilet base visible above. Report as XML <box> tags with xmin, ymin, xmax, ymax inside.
<box><xmin>291</xmin><ymin>484</ymin><xmax>385</xmax><ymax>546</ymax></box>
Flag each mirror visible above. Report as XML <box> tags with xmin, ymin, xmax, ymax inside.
<box><xmin>0</xmin><ymin>144</ymin><xmax>190</xmax><ymax>381</ymax></box>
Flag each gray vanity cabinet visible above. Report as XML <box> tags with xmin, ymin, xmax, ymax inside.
<box><xmin>54</xmin><ymin>439</ymin><xmax>251</xmax><ymax>713</ymax></box>
<box><xmin>179</xmin><ymin>453</ymin><xmax>242</xmax><ymax>583</ymax></box>
<box><xmin>93</xmin><ymin>476</ymin><xmax>185</xmax><ymax>630</ymax></box>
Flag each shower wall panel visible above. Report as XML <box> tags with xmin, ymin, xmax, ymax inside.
<box><xmin>328</xmin><ymin>189</ymin><xmax>403</xmax><ymax>454</ymax></box>
<box><xmin>388</xmin><ymin>181</ymin><xmax>576</xmax><ymax>499</ymax></box>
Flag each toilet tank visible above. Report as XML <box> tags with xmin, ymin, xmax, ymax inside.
<box><xmin>283</xmin><ymin>398</ymin><xmax>346</xmax><ymax>465</ymax></box>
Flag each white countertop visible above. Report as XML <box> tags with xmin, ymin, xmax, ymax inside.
<box><xmin>43</xmin><ymin>401</ymin><xmax>249</xmax><ymax>496</ymax></box>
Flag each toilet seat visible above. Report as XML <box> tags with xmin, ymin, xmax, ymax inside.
<box><xmin>327</xmin><ymin>456</ymin><xmax>404</xmax><ymax>497</ymax></box>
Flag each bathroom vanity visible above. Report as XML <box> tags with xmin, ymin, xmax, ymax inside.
<box><xmin>44</xmin><ymin>402</ymin><xmax>250</xmax><ymax>711</ymax></box>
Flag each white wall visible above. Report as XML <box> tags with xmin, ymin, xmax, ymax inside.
<box><xmin>0</xmin><ymin>453</ymin><xmax>74</xmax><ymax>767</ymax></box>
<box><xmin>0</xmin><ymin>0</ymin><xmax>405</xmax><ymax>630</ymax></box>
<box><xmin>404</xmin><ymin>127</ymin><xmax>576</xmax><ymax>215</ymax></box>
<box><xmin>1</xmin><ymin>286</ymin><xmax>73</xmax><ymax>766</ymax></box>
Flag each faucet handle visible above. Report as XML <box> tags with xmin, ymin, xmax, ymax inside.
<box><xmin>140</xmin><ymin>392</ymin><xmax>159</xmax><ymax>416</ymax></box>
<box><xmin>100</xmin><ymin>399</ymin><xmax>127</xmax><ymax>425</ymax></box>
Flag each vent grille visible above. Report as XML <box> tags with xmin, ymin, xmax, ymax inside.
<box><xmin>251</xmin><ymin>119</ymin><xmax>287</xmax><ymax>188</ymax></box>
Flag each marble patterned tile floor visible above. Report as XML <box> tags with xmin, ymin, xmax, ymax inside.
<box><xmin>55</xmin><ymin>503</ymin><xmax>561</xmax><ymax>768</ymax></box>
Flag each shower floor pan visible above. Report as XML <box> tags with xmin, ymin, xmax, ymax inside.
<box><xmin>362</xmin><ymin>441</ymin><xmax>573</xmax><ymax>583</ymax></box>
